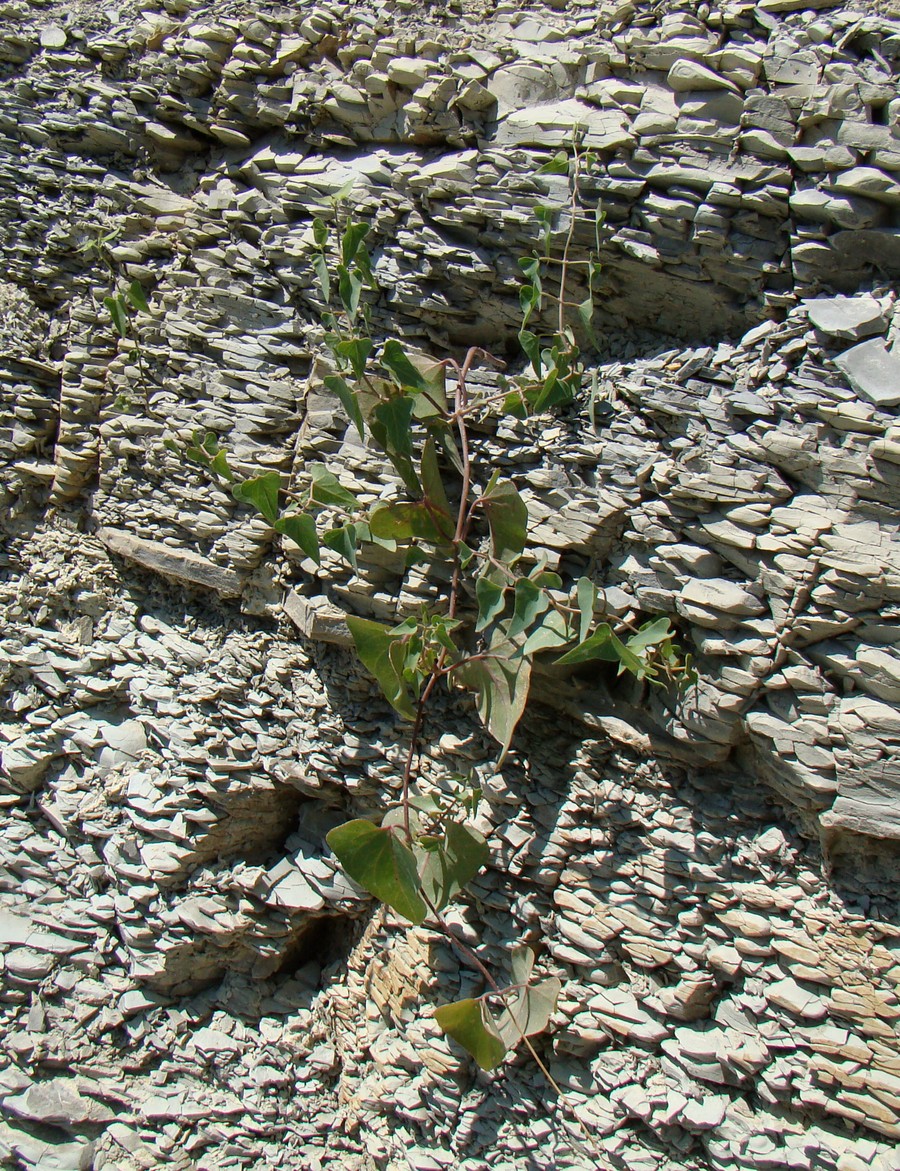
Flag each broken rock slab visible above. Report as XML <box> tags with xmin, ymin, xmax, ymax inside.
<box><xmin>833</xmin><ymin>339</ymin><xmax>900</xmax><ymax>409</ymax></box>
<box><xmin>806</xmin><ymin>295</ymin><xmax>887</xmax><ymax>342</ymax></box>
<box><xmin>97</xmin><ymin>527</ymin><xmax>244</xmax><ymax>598</ymax></box>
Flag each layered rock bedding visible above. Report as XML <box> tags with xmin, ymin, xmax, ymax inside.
<box><xmin>2</xmin><ymin>0</ymin><xmax>900</xmax><ymax>1168</ymax></box>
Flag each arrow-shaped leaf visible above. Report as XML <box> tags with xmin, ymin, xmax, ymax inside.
<box><xmin>274</xmin><ymin>512</ymin><xmax>320</xmax><ymax>563</ymax></box>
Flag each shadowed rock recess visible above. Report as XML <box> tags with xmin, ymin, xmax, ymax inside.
<box><xmin>2</xmin><ymin>0</ymin><xmax>900</xmax><ymax>1167</ymax></box>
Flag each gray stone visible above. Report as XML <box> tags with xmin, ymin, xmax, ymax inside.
<box><xmin>806</xmin><ymin>295</ymin><xmax>887</xmax><ymax>341</ymax></box>
<box><xmin>98</xmin><ymin>528</ymin><xmax>245</xmax><ymax>598</ymax></box>
<box><xmin>834</xmin><ymin>339</ymin><xmax>900</xmax><ymax>408</ymax></box>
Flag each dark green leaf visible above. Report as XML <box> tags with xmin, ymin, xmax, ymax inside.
<box><xmin>274</xmin><ymin>512</ymin><xmax>320</xmax><ymax>563</ymax></box>
<box><xmin>381</xmin><ymin>339</ymin><xmax>428</xmax><ymax>393</ymax></box>
<box><xmin>323</xmin><ymin>374</ymin><xmax>365</xmax><ymax>442</ymax></box>
<box><xmin>346</xmin><ymin>615</ymin><xmax>415</xmax><ymax>719</ymax></box>
<box><xmin>434</xmin><ymin>999</ymin><xmax>506</xmax><ymax>1071</ymax></box>
<box><xmin>369</xmin><ymin>500</ymin><xmax>454</xmax><ymax>545</ymax></box>
<box><xmin>341</xmin><ymin>220</ymin><xmax>370</xmax><ymax>266</ymax></box>
<box><xmin>309</xmin><ymin>463</ymin><xmax>358</xmax><ymax>509</ymax></box>
<box><xmin>326</xmin><ymin>819</ymin><xmax>426</xmax><ymax>925</ymax></box>
<box><xmin>522</xmin><ymin>609</ymin><xmax>570</xmax><ymax>655</ymax></box>
<box><xmin>537</xmin><ymin>150</ymin><xmax>569</xmax><ymax>175</ymax></box>
<box><xmin>518</xmin><ymin>329</ymin><xmax>542</xmax><ymax>378</ymax></box>
<box><xmin>481</xmin><ymin>480</ymin><xmax>528</xmax><ymax>562</ymax></box>
<box><xmin>323</xmin><ymin>522</ymin><xmax>359</xmax><ymax>569</ymax></box>
<box><xmin>555</xmin><ymin>623</ymin><xmax>617</xmax><ymax>667</ymax></box>
<box><xmin>209</xmin><ymin>449</ymin><xmax>234</xmax><ymax>482</ymax></box>
<box><xmin>334</xmin><ymin>337</ymin><xmax>373</xmax><ymax>381</ymax></box>
<box><xmin>577</xmin><ymin>293</ymin><xmax>594</xmax><ymax>334</ymax></box>
<box><xmin>127</xmin><ymin>280</ymin><xmax>149</xmax><ymax>313</ymax></box>
<box><xmin>417</xmin><ymin>822</ymin><xmax>489</xmax><ymax>912</ymax></box>
<box><xmin>338</xmin><ymin>266</ymin><xmax>363</xmax><ymax>320</ymax></box>
<box><xmin>104</xmin><ymin>295</ymin><xmax>128</xmax><ymax>339</ymax></box>
<box><xmin>371</xmin><ymin>397</ymin><xmax>419</xmax><ymax>494</ymax></box>
<box><xmin>313</xmin><ymin>253</ymin><xmax>330</xmax><ymax>303</ymax></box>
<box><xmin>312</xmin><ymin>217</ymin><xmax>329</xmax><ymax>248</ymax></box>
<box><xmin>232</xmin><ymin>471</ymin><xmax>281</xmax><ymax>524</ymax></box>
<box><xmin>420</xmin><ymin>435</ymin><xmax>452</xmax><ymax>519</ymax></box>
<box><xmin>576</xmin><ymin>576</ymin><xmax>596</xmax><ymax>644</ymax></box>
<box><xmin>625</xmin><ymin>616</ymin><xmax>674</xmax><ymax>654</ymax></box>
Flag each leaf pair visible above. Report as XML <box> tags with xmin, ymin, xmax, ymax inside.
<box><xmin>434</xmin><ymin>947</ymin><xmax>561</xmax><ymax>1070</ymax></box>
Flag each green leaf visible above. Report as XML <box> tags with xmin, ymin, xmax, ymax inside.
<box><xmin>496</xmin><ymin>977</ymin><xmax>562</xmax><ymax>1050</ymax></box>
<box><xmin>309</xmin><ymin>463</ymin><xmax>358</xmax><ymax>509</ymax></box>
<box><xmin>371</xmin><ymin>397</ymin><xmax>419</xmax><ymax>494</ymax></box>
<box><xmin>417</xmin><ymin>822</ymin><xmax>489</xmax><ymax>912</ymax></box>
<box><xmin>576</xmin><ymin>576</ymin><xmax>596</xmax><ymax>644</ymax></box>
<box><xmin>420</xmin><ymin>435</ymin><xmax>452</xmax><ymax>519</ymax></box>
<box><xmin>209</xmin><ymin>449</ymin><xmax>234</xmax><ymax>482</ymax></box>
<box><xmin>346</xmin><ymin>615</ymin><xmax>416</xmax><ymax>719</ymax></box>
<box><xmin>127</xmin><ymin>280</ymin><xmax>149</xmax><ymax>313</ymax></box>
<box><xmin>518</xmin><ymin>329</ymin><xmax>542</xmax><ymax>378</ymax></box>
<box><xmin>519</xmin><ymin>283</ymin><xmax>540</xmax><ymax>326</ymax></box>
<box><xmin>328</xmin><ymin>178</ymin><xmax>356</xmax><ymax>205</ymax></box>
<box><xmin>508</xmin><ymin>577</ymin><xmax>549</xmax><ymax>639</ymax></box>
<box><xmin>312</xmin><ymin>217</ymin><xmax>329</xmax><ymax>247</ymax></box>
<box><xmin>104</xmin><ymin>295</ymin><xmax>128</xmax><ymax>339</ymax></box>
<box><xmin>475</xmin><ymin>575</ymin><xmax>506</xmax><ymax>633</ymax></box>
<box><xmin>274</xmin><ymin>512</ymin><xmax>320</xmax><ymax>563</ymax></box>
<box><xmin>326</xmin><ymin>819</ymin><xmax>426</xmax><ymax>925</ymax></box>
<box><xmin>341</xmin><ymin>220</ymin><xmax>370</xmax><ymax>266</ymax></box>
<box><xmin>625</xmin><ymin>616</ymin><xmax>674</xmax><ymax>655</ymax></box>
<box><xmin>323</xmin><ymin>522</ymin><xmax>359</xmax><ymax>569</ymax></box>
<box><xmin>323</xmin><ymin>374</ymin><xmax>365</xmax><ymax>442</ymax></box>
<box><xmin>369</xmin><ymin>500</ymin><xmax>454</xmax><ymax>545</ymax></box>
<box><xmin>381</xmin><ymin>339</ymin><xmax>429</xmax><ymax>393</ymax></box>
<box><xmin>577</xmin><ymin>293</ymin><xmax>594</xmax><ymax>335</ymax></box>
<box><xmin>334</xmin><ymin>337</ymin><xmax>373</xmax><ymax>381</ymax></box>
<box><xmin>537</xmin><ymin>150</ymin><xmax>569</xmax><ymax>175</ymax></box>
<box><xmin>232</xmin><ymin>471</ymin><xmax>281</xmax><ymax>524</ymax></box>
<box><xmin>554</xmin><ymin>623</ymin><xmax>617</xmax><ymax>667</ymax></box>
<box><xmin>313</xmin><ymin>253</ymin><xmax>330</xmax><ymax>303</ymax></box>
<box><xmin>481</xmin><ymin>480</ymin><xmax>528</xmax><ymax>562</ymax></box>
<box><xmin>522</xmin><ymin>608</ymin><xmax>570</xmax><ymax>655</ymax></box>
<box><xmin>455</xmin><ymin>629</ymin><xmax>531</xmax><ymax>762</ymax></box>
<box><xmin>510</xmin><ymin>944</ymin><xmax>535</xmax><ymax>986</ymax></box>
<box><xmin>338</xmin><ymin>266</ymin><xmax>363</xmax><ymax>320</ymax></box>
<box><xmin>434</xmin><ymin>999</ymin><xmax>506</xmax><ymax>1071</ymax></box>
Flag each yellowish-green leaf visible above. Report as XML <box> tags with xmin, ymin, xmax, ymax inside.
<box><xmin>434</xmin><ymin>999</ymin><xmax>506</xmax><ymax>1070</ymax></box>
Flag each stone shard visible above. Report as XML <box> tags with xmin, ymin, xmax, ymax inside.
<box><xmin>97</xmin><ymin>527</ymin><xmax>245</xmax><ymax>597</ymax></box>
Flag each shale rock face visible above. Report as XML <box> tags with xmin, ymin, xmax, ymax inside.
<box><xmin>2</xmin><ymin>1</ymin><xmax>900</xmax><ymax>1169</ymax></box>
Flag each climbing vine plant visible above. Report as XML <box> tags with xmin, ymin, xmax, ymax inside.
<box><xmin>164</xmin><ymin>150</ymin><xmax>694</xmax><ymax>1074</ymax></box>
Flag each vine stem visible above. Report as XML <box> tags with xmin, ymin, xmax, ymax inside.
<box><xmin>557</xmin><ymin>144</ymin><xmax>582</xmax><ymax>338</ymax></box>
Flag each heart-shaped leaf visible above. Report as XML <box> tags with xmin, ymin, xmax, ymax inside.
<box><xmin>327</xmin><ymin>819</ymin><xmax>426</xmax><ymax>925</ymax></box>
<box><xmin>232</xmin><ymin>471</ymin><xmax>282</xmax><ymax>524</ymax></box>
<box><xmin>274</xmin><ymin>512</ymin><xmax>320</xmax><ymax>563</ymax></box>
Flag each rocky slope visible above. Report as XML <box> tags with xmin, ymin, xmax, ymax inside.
<box><xmin>1</xmin><ymin>0</ymin><xmax>900</xmax><ymax>1168</ymax></box>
